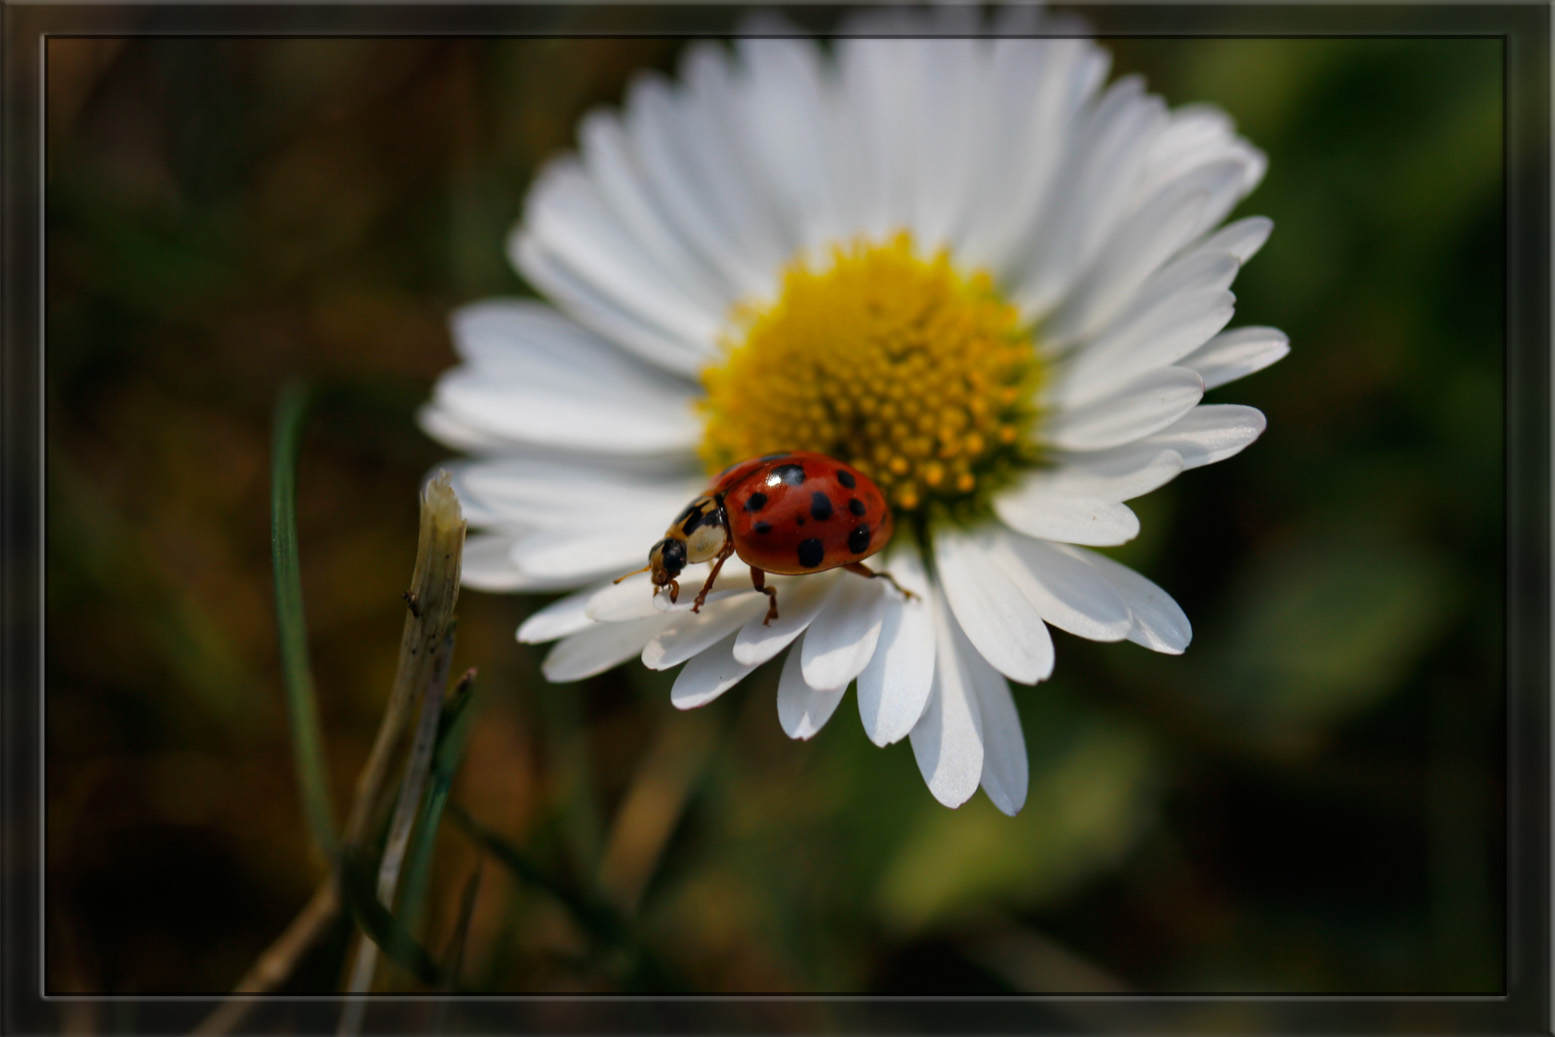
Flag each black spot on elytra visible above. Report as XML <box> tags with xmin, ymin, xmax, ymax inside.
<box><xmin>796</xmin><ymin>517</ymin><xmax>806</xmax><ymax>526</ymax></box>
<box><xmin>744</xmin><ymin>492</ymin><xmax>767</xmax><ymax>512</ymax></box>
<box><xmin>753</xmin><ymin>521</ymin><xmax>772</xmax><ymax>535</ymax></box>
<box><xmin>836</xmin><ymin>469</ymin><xmax>856</xmax><ymax>489</ymax></box>
<box><xmin>797</xmin><ymin>538</ymin><xmax>825</xmax><ymax>568</ymax></box>
<box><xmin>770</xmin><ymin>463</ymin><xmax>806</xmax><ymax>486</ymax></box>
<box><xmin>848</xmin><ymin>524</ymin><xmax>871</xmax><ymax>554</ymax></box>
<box><xmin>848</xmin><ymin>498</ymin><xmax>867</xmax><ymax>516</ymax></box>
<box><xmin>810</xmin><ymin>492</ymin><xmax>833</xmax><ymax>521</ymax></box>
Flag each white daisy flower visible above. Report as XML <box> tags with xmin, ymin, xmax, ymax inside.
<box><xmin>423</xmin><ymin>9</ymin><xmax>1288</xmax><ymax>815</ymax></box>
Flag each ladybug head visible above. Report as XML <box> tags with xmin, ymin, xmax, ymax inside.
<box><xmin>648</xmin><ymin>537</ymin><xmax>687</xmax><ymax>586</ymax></box>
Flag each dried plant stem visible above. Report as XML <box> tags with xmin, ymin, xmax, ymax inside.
<box><xmin>381</xmin><ymin>628</ymin><xmax>454</xmax><ymax>908</ymax></box>
<box><xmin>396</xmin><ymin>667</ymin><xmax>478</xmax><ymax>938</ymax></box>
<box><xmin>338</xmin><ymin>473</ymin><xmax>465</xmax><ymax>1034</ymax></box>
<box><xmin>191</xmin><ymin>882</ymin><xmax>339</xmax><ymax>1036</ymax></box>
<box><xmin>338</xmin><ymin>628</ymin><xmax>453</xmax><ymax>1026</ymax></box>
<box><xmin>193</xmin><ymin>473</ymin><xmax>464</xmax><ymax>1037</ymax></box>
<box><xmin>341</xmin><ymin>472</ymin><xmax>465</xmax><ymax>854</ymax></box>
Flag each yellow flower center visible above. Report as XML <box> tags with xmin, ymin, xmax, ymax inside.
<box><xmin>698</xmin><ymin>232</ymin><xmax>1043</xmax><ymax>527</ymax></box>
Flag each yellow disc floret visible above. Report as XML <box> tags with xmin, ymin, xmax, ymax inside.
<box><xmin>699</xmin><ymin>232</ymin><xmax>1042</xmax><ymax>527</ymax></box>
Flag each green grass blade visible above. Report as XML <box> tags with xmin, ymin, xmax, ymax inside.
<box><xmin>425</xmin><ymin>865</ymin><xmax>481</xmax><ymax>1034</ymax></box>
<box><xmin>448</xmin><ymin>803</ymin><xmax>688</xmax><ymax>990</ymax></box>
<box><xmin>270</xmin><ymin>381</ymin><xmax>336</xmax><ymax>856</ymax></box>
<box><xmin>446</xmin><ymin>802</ymin><xmax>624</xmax><ymax>947</ymax></box>
<box><xmin>442</xmin><ymin>865</ymin><xmax>482</xmax><ymax>991</ymax></box>
<box><xmin>396</xmin><ymin>671</ymin><xmax>478</xmax><ymax>936</ymax></box>
<box><xmin>336</xmin><ymin>846</ymin><xmax>441</xmax><ymax>985</ymax></box>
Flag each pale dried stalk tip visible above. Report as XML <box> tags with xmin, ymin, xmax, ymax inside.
<box><xmin>422</xmin><ymin>469</ymin><xmax>463</xmax><ymax>535</ymax></box>
<box><xmin>338</xmin><ymin>472</ymin><xmax>468</xmax><ymax>1022</ymax></box>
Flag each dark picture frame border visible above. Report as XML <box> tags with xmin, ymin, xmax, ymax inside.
<box><xmin>3</xmin><ymin>3</ymin><xmax>1548</xmax><ymax>1033</ymax></box>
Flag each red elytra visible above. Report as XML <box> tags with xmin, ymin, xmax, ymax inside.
<box><xmin>618</xmin><ymin>451</ymin><xmax>915</xmax><ymax>625</ymax></box>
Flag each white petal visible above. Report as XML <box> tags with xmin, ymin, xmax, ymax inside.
<box><xmin>461</xmin><ymin>532</ymin><xmax>529</xmax><ymax>591</ymax></box>
<box><xmin>651</xmin><ymin>585</ymin><xmax>751</xmax><ymax>615</ymax></box>
<box><xmin>1045</xmin><ymin>366</ymin><xmax>1205</xmax><ymax>451</ymax></box>
<box><xmin>641</xmin><ymin>593</ymin><xmax>764</xmax><ymax>670</ymax></box>
<box><xmin>1045</xmin><ymin>404</ymin><xmax>1265</xmax><ymax>494</ymax></box>
<box><xmin>807</xmin><ymin>41</ymin><xmax>871</xmax><ymax>245</ymax></box>
<box><xmin>1138</xmin><ymin>245</ymin><xmax>1244</xmax><ymax>309</ymax></box>
<box><xmin>582</xmin><ymin>572</ymin><xmax>657</xmax><ymax>622</ymax></box>
<box><xmin>543</xmin><ymin>614</ymin><xmax>671</xmax><ymax>682</ymax></box>
<box><xmin>517</xmin><ymin>582</ymin><xmax>608</xmax><ymax>643</ymax></box>
<box><xmin>993</xmin><ymin>486</ymin><xmax>1140</xmax><ymax>547</ymax></box>
<box><xmin>835</xmin><ymin>32</ymin><xmax>916</xmax><ymax>237</ymax></box>
<box><xmin>441</xmin><ymin>463</ymin><xmax>535</xmax><ymax>529</ymax></box>
<box><xmin>588</xmin><ymin>572</ymin><xmax>744</xmax><ymax>626</ymax></box>
<box><xmin>580</xmin><ymin>102</ymin><xmax>736</xmax><ymax>312</ymax></box>
<box><xmin>995</xmin><ymin>531</ymin><xmax>1133</xmax><ymax>642</ymax></box>
<box><xmin>909</xmin><ymin>590</ymin><xmax>986</xmax><ymax>808</ymax></box>
<box><xmin>734</xmin><ymin>36</ymin><xmax>843</xmax><ymax>251</ymax></box>
<box><xmin>856</xmin><ymin>548</ymin><xmax>936</xmax><ymax>746</ymax></box>
<box><xmin>907</xmin><ymin>36</ymin><xmax>982</xmax><ymax>247</ymax></box>
<box><xmin>512</xmin><ymin>230</ymin><xmax>709</xmax><ymax>378</ymax></box>
<box><xmin>966</xmin><ymin>648</ymin><xmax>1027</xmax><ymax>816</ymax></box>
<box><xmin>732</xmin><ymin>571</ymin><xmax>837</xmax><ymax>665</ymax></box>
<box><xmin>1179</xmin><ymin>326</ymin><xmax>1290</xmax><ymax>390</ymax></box>
<box><xmin>799</xmin><ymin>572</ymin><xmax>887</xmax><ymax>692</ymax></box>
<box><xmin>623</xmin><ymin>74</ymin><xmax>776</xmax><ymax>301</ymax></box>
<box><xmin>776</xmin><ymin>643</ymin><xmax>847</xmax><ymax>740</ymax></box>
<box><xmin>1145</xmin><ymin>104</ymin><xmax>1232</xmax><ymax>164</ymax></box>
<box><xmin>1016</xmin><ymin>77</ymin><xmax>1169</xmax><ymax>317</ymax></box>
<box><xmin>1135</xmin><ymin>106</ymin><xmax>1265</xmax><ymax>235</ymax></box>
<box><xmin>1053</xmin><ymin>544</ymin><xmax>1192</xmax><ymax>654</ymax></box>
<box><xmin>438</xmin><ymin>304</ymin><xmax>705</xmax><ymax>441</ymax></box>
<box><xmin>1021</xmin><ymin>448</ymin><xmax>1186</xmax><ymax>502</ymax></box>
<box><xmin>452</xmin><ymin>458</ymin><xmax>699</xmax><ymax>530</ymax></box>
<box><xmin>1049</xmin><ymin>159</ymin><xmax>1244</xmax><ymax>345</ymax></box>
<box><xmin>510</xmin><ymin>521</ymin><xmax>664</xmax><ymax>582</ymax></box>
<box><xmin>432</xmin><ymin>367</ymin><xmax>699</xmax><ymax>455</ymax></box>
<box><xmin>1140</xmin><ymin>404</ymin><xmax>1268</xmax><ymax>469</ymax></box>
<box><xmin>676</xmin><ymin>44</ymin><xmax>789</xmax><ymax>294</ymax></box>
<box><xmin>522</xmin><ymin>162</ymin><xmax>723</xmax><ymax>346</ymax></box>
<box><xmin>419</xmin><ymin>403</ymin><xmax>505</xmax><ymax>454</ymax></box>
<box><xmin>935</xmin><ymin>527</ymin><xmax>1055</xmax><ymax>684</ymax></box>
<box><xmin>1193</xmin><ymin>215</ymin><xmax>1273</xmax><ymax>264</ymax></box>
<box><xmin>1144</xmin><ymin>120</ymin><xmax>1262</xmax><ymax>239</ymax></box>
<box><xmin>448</xmin><ymin>298</ymin><xmax>693</xmax><ymax>388</ymax></box>
<box><xmin>670</xmin><ymin>631</ymin><xmax>759</xmax><ymax>709</ymax></box>
<box><xmin>1055</xmin><ymin>288</ymin><xmax>1234</xmax><ymax>404</ymax></box>
<box><xmin>958</xmin><ymin>37</ymin><xmax>1106</xmax><ymax>275</ymax></box>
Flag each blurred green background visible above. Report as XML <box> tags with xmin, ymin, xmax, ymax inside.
<box><xmin>45</xmin><ymin>18</ymin><xmax>1506</xmax><ymax>1014</ymax></box>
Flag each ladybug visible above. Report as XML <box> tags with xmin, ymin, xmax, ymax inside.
<box><xmin>618</xmin><ymin>451</ymin><xmax>916</xmax><ymax>625</ymax></box>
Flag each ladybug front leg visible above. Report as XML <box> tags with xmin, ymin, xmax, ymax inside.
<box><xmin>843</xmin><ymin>561</ymin><xmax>919</xmax><ymax>602</ymax></box>
<box><xmin>750</xmin><ymin>567</ymin><xmax>780</xmax><ymax>625</ymax></box>
<box><xmin>691</xmin><ymin>542</ymin><xmax>734</xmax><ymax>613</ymax></box>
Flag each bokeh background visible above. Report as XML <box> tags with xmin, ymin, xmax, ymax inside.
<box><xmin>44</xmin><ymin>11</ymin><xmax>1509</xmax><ymax>1016</ymax></box>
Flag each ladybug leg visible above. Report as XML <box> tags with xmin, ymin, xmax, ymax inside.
<box><xmin>691</xmin><ymin>542</ymin><xmax>734</xmax><ymax>613</ymax></box>
<box><xmin>843</xmin><ymin>562</ymin><xmax>919</xmax><ymax>602</ymax></box>
<box><xmin>750</xmin><ymin>567</ymin><xmax>780</xmax><ymax>625</ymax></box>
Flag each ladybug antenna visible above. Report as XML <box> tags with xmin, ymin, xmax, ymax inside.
<box><xmin>613</xmin><ymin>564</ymin><xmax>651</xmax><ymax>585</ymax></box>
